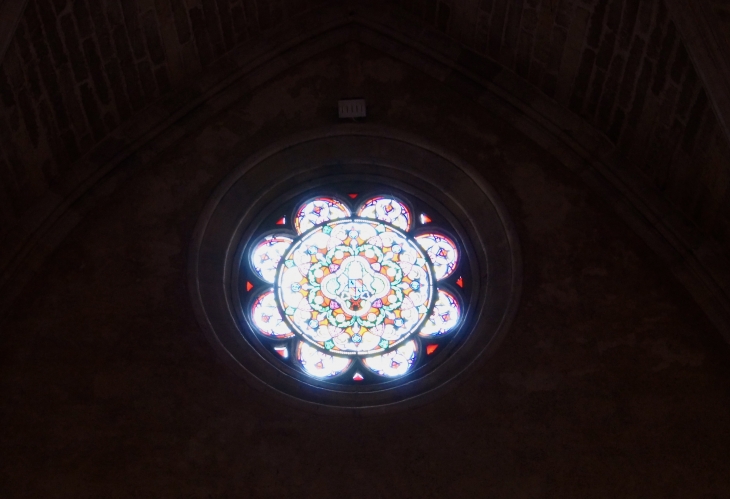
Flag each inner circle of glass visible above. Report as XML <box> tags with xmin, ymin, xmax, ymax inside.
<box><xmin>243</xmin><ymin>193</ymin><xmax>466</xmax><ymax>383</ymax></box>
<box><xmin>277</xmin><ymin>218</ymin><xmax>435</xmax><ymax>355</ymax></box>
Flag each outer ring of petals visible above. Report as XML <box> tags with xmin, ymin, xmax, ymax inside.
<box><xmin>362</xmin><ymin>339</ymin><xmax>419</xmax><ymax>377</ymax></box>
<box><xmin>249</xmin><ymin>234</ymin><xmax>294</xmax><ymax>283</ymax></box>
<box><xmin>293</xmin><ymin>197</ymin><xmax>351</xmax><ymax>235</ymax></box>
<box><xmin>418</xmin><ymin>288</ymin><xmax>461</xmax><ymax>337</ymax></box>
<box><xmin>250</xmin><ymin>290</ymin><xmax>295</xmax><ymax>338</ymax></box>
<box><xmin>356</xmin><ymin>195</ymin><xmax>413</xmax><ymax>232</ymax></box>
<box><xmin>415</xmin><ymin>232</ymin><xmax>460</xmax><ymax>280</ymax></box>
<box><xmin>296</xmin><ymin>341</ymin><xmax>353</xmax><ymax>378</ymax></box>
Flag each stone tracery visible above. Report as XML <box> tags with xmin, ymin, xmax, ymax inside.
<box><xmin>248</xmin><ymin>195</ymin><xmax>462</xmax><ymax>379</ymax></box>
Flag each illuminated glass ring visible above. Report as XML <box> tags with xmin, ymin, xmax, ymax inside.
<box><xmin>246</xmin><ymin>196</ymin><xmax>464</xmax><ymax>380</ymax></box>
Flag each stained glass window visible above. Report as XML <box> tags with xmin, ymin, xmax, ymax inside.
<box><xmin>277</xmin><ymin>219</ymin><xmax>432</xmax><ymax>355</ymax></box>
<box><xmin>419</xmin><ymin>289</ymin><xmax>460</xmax><ymax>337</ymax></box>
<box><xmin>243</xmin><ymin>194</ymin><xmax>466</xmax><ymax>383</ymax></box>
<box><xmin>251</xmin><ymin>235</ymin><xmax>294</xmax><ymax>283</ymax></box>
<box><xmin>294</xmin><ymin>198</ymin><xmax>350</xmax><ymax>234</ymax></box>
<box><xmin>415</xmin><ymin>233</ymin><xmax>459</xmax><ymax>280</ymax></box>
<box><xmin>251</xmin><ymin>291</ymin><xmax>294</xmax><ymax>338</ymax></box>
<box><xmin>362</xmin><ymin>340</ymin><xmax>418</xmax><ymax>377</ymax></box>
<box><xmin>358</xmin><ymin>196</ymin><xmax>412</xmax><ymax>231</ymax></box>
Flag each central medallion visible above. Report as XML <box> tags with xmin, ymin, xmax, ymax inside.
<box><xmin>277</xmin><ymin>219</ymin><xmax>435</xmax><ymax>355</ymax></box>
<box><xmin>319</xmin><ymin>255</ymin><xmax>391</xmax><ymax>317</ymax></box>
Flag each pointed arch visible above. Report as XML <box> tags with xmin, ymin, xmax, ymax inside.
<box><xmin>0</xmin><ymin>6</ymin><xmax>729</xmax><ymax>347</ymax></box>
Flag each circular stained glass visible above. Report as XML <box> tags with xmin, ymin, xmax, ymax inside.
<box><xmin>244</xmin><ymin>194</ymin><xmax>467</xmax><ymax>383</ymax></box>
<box><xmin>362</xmin><ymin>340</ymin><xmax>418</xmax><ymax>377</ymax></box>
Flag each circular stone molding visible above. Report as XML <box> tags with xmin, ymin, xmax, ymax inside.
<box><xmin>189</xmin><ymin>126</ymin><xmax>521</xmax><ymax>413</ymax></box>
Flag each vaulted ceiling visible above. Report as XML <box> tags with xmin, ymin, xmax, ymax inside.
<box><xmin>1</xmin><ymin>0</ymin><xmax>730</xmax><ymax>335</ymax></box>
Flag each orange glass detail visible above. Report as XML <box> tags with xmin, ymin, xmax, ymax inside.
<box><xmin>348</xmin><ymin>193</ymin><xmax>358</xmax><ymax>199</ymax></box>
<box><xmin>276</xmin><ymin>217</ymin><xmax>286</xmax><ymax>225</ymax></box>
<box><xmin>456</xmin><ymin>276</ymin><xmax>464</xmax><ymax>288</ymax></box>
<box><xmin>420</xmin><ymin>213</ymin><xmax>432</xmax><ymax>224</ymax></box>
<box><xmin>426</xmin><ymin>344</ymin><xmax>439</xmax><ymax>355</ymax></box>
<box><xmin>246</xmin><ymin>281</ymin><xmax>254</xmax><ymax>292</ymax></box>
<box><xmin>353</xmin><ymin>372</ymin><xmax>364</xmax><ymax>381</ymax></box>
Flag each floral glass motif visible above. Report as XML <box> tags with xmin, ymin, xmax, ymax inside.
<box><xmin>247</xmin><ymin>195</ymin><xmax>464</xmax><ymax>381</ymax></box>
<box><xmin>362</xmin><ymin>340</ymin><xmax>418</xmax><ymax>377</ymax></box>
<box><xmin>251</xmin><ymin>235</ymin><xmax>294</xmax><ymax>283</ymax></box>
<box><xmin>278</xmin><ymin>219</ymin><xmax>433</xmax><ymax>355</ymax></box>
<box><xmin>297</xmin><ymin>342</ymin><xmax>353</xmax><ymax>377</ymax></box>
<box><xmin>419</xmin><ymin>289</ymin><xmax>460</xmax><ymax>337</ymax></box>
<box><xmin>251</xmin><ymin>291</ymin><xmax>294</xmax><ymax>338</ymax></box>
<box><xmin>358</xmin><ymin>196</ymin><xmax>412</xmax><ymax>231</ymax></box>
<box><xmin>415</xmin><ymin>233</ymin><xmax>459</xmax><ymax>280</ymax></box>
<box><xmin>294</xmin><ymin>198</ymin><xmax>350</xmax><ymax>234</ymax></box>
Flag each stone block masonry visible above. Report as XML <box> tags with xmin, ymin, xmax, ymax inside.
<box><xmin>0</xmin><ymin>0</ymin><xmax>729</xmax><ymax>257</ymax></box>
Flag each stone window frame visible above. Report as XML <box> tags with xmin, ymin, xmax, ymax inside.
<box><xmin>188</xmin><ymin>126</ymin><xmax>521</xmax><ymax>414</ymax></box>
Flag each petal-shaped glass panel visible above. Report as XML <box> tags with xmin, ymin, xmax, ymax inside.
<box><xmin>250</xmin><ymin>235</ymin><xmax>293</xmax><ymax>283</ymax></box>
<box><xmin>363</xmin><ymin>340</ymin><xmax>418</xmax><ymax>377</ymax></box>
<box><xmin>296</xmin><ymin>342</ymin><xmax>353</xmax><ymax>378</ymax></box>
<box><xmin>358</xmin><ymin>196</ymin><xmax>412</xmax><ymax>231</ymax></box>
<box><xmin>419</xmin><ymin>289</ymin><xmax>460</xmax><ymax>337</ymax></box>
<box><xmin>416</xmin><ymin>233</ymin><xmax>459</xmax><ymax>280</ymax></box>
<box><xmin>295</xmin><ymin>198</ymin><xmax>351</xmax><ymax>234</ymax></box>
<box><xmin>251</xmin><ymin>290</ymin><xmax>294</xmax><ymax>338</ymax></box>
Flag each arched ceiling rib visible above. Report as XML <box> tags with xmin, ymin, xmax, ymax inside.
<box><xmin>0</xmin><ymin>0</ymin><xmax>729</xmax><ymax>340</ymax></box>
<box><xmin>0</xmin><ymin>0</ymin><xmax>29</xmax><ymax>63</ymax></box>
<box><xmin>0</xmin><ymin>0</ymin><xmax>725</xmax><ymax>137</ymax></box>
<box><xmin>2</xmin><ymin>0</ymin><xmax>727</xmax><ymax>237</ymax></box>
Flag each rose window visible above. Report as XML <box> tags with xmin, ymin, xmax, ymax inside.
<box><xmin>245</xmin><ymin>194</ymin><xmax>464</xmax><ymax>382</ymax></box>
<box><xmin>190</xmin><ymin>133</ymin><xmax>520</xmax><ymax>411</ymax></box>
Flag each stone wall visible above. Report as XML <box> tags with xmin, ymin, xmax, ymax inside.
<box><xmin>0</xmin><ymin>0</ymin><xmax>729</xmax><ymax>312</ymax></box>
<box><xmin>1</xmin><ymin>0</ymin><xmax>729</xmax><ymax>248</ymax></box>
<box><xmin>408</xmin><ymin>0</ymin><xmax>730</xmax><ymax>245</ymax></box>
<box><xmin>2</xmin><ymin>43</ymin><xmax>729</xmax><ymax>497</ymax></box>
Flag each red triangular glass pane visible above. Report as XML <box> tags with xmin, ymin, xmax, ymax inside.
<box><xmin>246</xmin><ymin>281</ymin><xmax>254</xmax><ymax>292</ymax></box>
<box><xmin>348</xmin><ymin>193</ymin><xmax>358</xmax><ymax>199</ymax></box>
<box><xmin>274</xmin><ymin>346</ymin><xmax>288</xmax><ymax>358</ymax></box>
<box><xmin>420</xmin><ymin>213</ymin><xmax>432</xmax><ymax>224</ymax></box>
<box><xmin>276</xmin><ymin>217</ymin><xmax>286</xmax><ymax>225</ymax></box>
<box><xmin>426</xmin><ymin>344</ymin><xmax>439</xmax><ymax>355</ymax></box>
<box><xmin>456</xmin><ymin>276</ymin><xmax>464</xmax><ymax>288</ymax></box>
<box><xmin>353</xmin><ymin>372</ymin><xmax>364</xmax><ymax>381</ymax></box>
